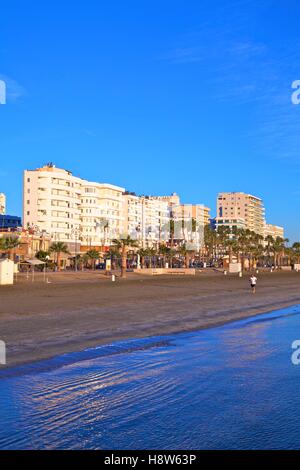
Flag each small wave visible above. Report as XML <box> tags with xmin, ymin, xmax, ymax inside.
<box><xmin>0</xmin><ymin>337</ymin><xmax>173</xmax><ymax>380</ymax></box>
<box><xmin>225</xmin><ymin>304</ymin><xmax>300</xmax><ymax>330</ymax></box>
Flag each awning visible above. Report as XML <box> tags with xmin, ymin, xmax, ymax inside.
<box><xmin>20</xmin><ymin>259</ymin><xmax>46</xmax><ymax>265</ymax></box>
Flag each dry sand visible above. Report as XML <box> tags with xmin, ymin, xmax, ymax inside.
<box><xmin>0</xmin><ymin>269</ymin><xmax>299</xmax><ymax>368</ymax></box>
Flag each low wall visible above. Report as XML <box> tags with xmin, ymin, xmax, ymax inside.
<box><xmin>134</xmin><ymin>268</ymin><xmax>196</xmax><ymax>276</ymax></box>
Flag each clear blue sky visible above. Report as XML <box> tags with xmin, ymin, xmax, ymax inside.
<box><xmin>1</xmin><ymin>0</ymin><xmax>300</xmax><ymax>241</ymax></box>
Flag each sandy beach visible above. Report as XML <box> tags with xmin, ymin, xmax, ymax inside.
<box><xmin>0</xmin><ymin>270</ymin><xmax>299</xmax><ymax>368</ymax></box>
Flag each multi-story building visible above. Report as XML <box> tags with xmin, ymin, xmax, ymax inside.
<box><xmin>122</xmin><ymin>192</ymin><xmax>210</xmax><ymax>249</ymax></box>
<box><xmin>172</xmin><ymin>204</ymin><xmax>210</xmax><ymax>249</ymax></box>
<box><xmin>217</xmin><ymin>192</ymin><xmax>265</xmax><ymax>236</ymax></box>
<box><xmin>23</xmin><ymin>164</ymin><xmax>125</xmax><ymax>251</ymax></box>
<box><xmin>24</xmin><ymin>164</ymin><xmax>82</xmax><ymax>249</ymax></box>
<box><xmin>0</xmin><ymin>228</ymin><xmax>51</xmax><ymax>260</ymax></box>
<box><xmin>80</xmin><ymin>181</ymin><xmax>124</xmax><ymax>248</ymax></box>
<box><xmin>0</xmin><ymin>193</ymin><xmax>6</xmax><ymax>215</ymax></box>
<box><xmin>24</xmin><ymin>164</ymin><xmax>211</xmax><ymax>252</ymax></box>
<box><xmin>264</xmin><ymin>223</ymin><xmax>284</xmax><ymax>240</ymax></box>
<box><xmin>214</xmin><ymin>217</ymin><xmax>246</xmax><ymax>235</ymax></box>
<box><xmin>122</xmin><ymin>193</ymin><xmax>172</xmax><ymax>247</ymax></box>
<box><xmin>122</xmin><ymin>192</ymin><xmax>144</xmax><ymax>243</ymax></box>
<box><xmin>0</xmin><ymin>215</ymin><xmax>22</xmax><ymax>231</ymax></box>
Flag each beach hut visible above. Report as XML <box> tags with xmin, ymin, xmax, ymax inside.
<box><xmin>0</xmin><ymin>258</ymin><xmax>14</xmax><ymax>285</ymax></box>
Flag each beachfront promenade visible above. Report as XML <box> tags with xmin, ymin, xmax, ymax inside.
<box><xmin>0</xmin><ymin>269</ymin><xmax>299</xmax><ymax>368</ymax></box>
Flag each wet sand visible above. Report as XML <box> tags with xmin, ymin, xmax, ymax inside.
<box><xmin>0</xmin><ymin>270</ymin><xmax>299</xmax><ymax>368</ymax></box>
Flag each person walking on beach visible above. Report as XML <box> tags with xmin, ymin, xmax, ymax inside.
<box><xmin>250</xmin><ymin>274</ymin><xmax>257</xmax><ymax>294</ymax></box>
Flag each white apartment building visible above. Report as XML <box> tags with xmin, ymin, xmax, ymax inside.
<box><xmin>23</xmin><ymin>164</ymin><xmax>124</xmax><ymax>251</ymax></box>
<box><xmin>172</xmin><ymin>204</ymin><xmax>210</xmax><ymax>249</ymax></box>
<box><xmin>142</xmin><ymin>196</ymin><xmax>171</xmax><ymax>246</ymax></box>
<box><xmin>264</xmin><ymin>223</ymin><xmax>284</xmax><ymax>240</ymax></box>
<box><xmin>0</xmin><ymin>193</ymin><xmax>6</xmax><ymax>215</ymax></box>
<box><xmin>217</xmin><ymin>192</ymin><xmax>265</xmax><ymax>236</ymax></box>
<box><xmin>24</xmin><ymin>165</ymin><xmax>82</xmax><ymax>246</ymax></box>
<box><xmin>215</xmin><ymin>217</ymin><xmax>246</xmax><ymax>234</ymax></box>
<box><xmin>122</xmin><ymin>193</ymin><xmax>171</xmax><ymax>247</ymax></box>
<box><xmin>122</xmin><ymin>193</ymin><xmax>210</xmax><ymax>248</ymax></box>
<box><xmin>80</xmin><ymin>181</ymin><xmax>124</xmax><ymax>247</ymax></box>
<box><xmin>23</xmin><ymin>164</ymin><xmax>212</xmax><ymax>252</ymax></box>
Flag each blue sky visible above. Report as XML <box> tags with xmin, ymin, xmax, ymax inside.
<box><xmin>0</xmin><ymin>0</ymin><xmax>300</xmax><ymax>241</ymax></box>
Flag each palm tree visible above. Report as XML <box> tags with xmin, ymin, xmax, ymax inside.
<box><xmin>224</xmin><ymin>238</ymin><xmax>237</xmax><ymax>264</ymax></box>
<box><xmin>248</xmin><ymin>232</ymin><xmax>264</xmax><ymax>269</ymax></box>
<box><xmin>292</xmin><ymin>242</ymin><xmax>300</xmax><ymax>263</ymax></box>
<box><xmin>146</xmin><ymin>247</ymin><xmax>157</xmax><ymax>268</ymax></box>
<box><xmin>159</xmin><ymin>244</ymin><xmax>170</xmax><ymax>268</ymax></box>
<box><xmin>0</xmin><ymin>236</ymin><xmax>20</xmax><ymax>260</ymax></box>
<box><xmin>86</xmin><ymin>249</ymin><xmax>100</xmax><ymax>270</ymax></box>
<box><xmin>169</xmin><ymin>218</ymin><xmax>175</xmax><ymax>248</ymax></box>
<box><xmin>112</xmin><ymin>235</ymin><xmax>139</xmax><ymax>278</ymax></box>
<box><xmin>138</xmin><ymin>248</ymin><xmax>147</xmax><ymax>269</ymax></box>
<box><xmin>204</xmin><ymin>224</ymin><xmax>217</xmax><ymax>263</ymax></box>
<box><xmin>264</xmin><ymin>235</ymin><xmax>275</xmax><ymax>266</ymax></box>
<box><xmin>36</xmin><ymin>250</ymin><xmax>50</xmax><ymax>262</ymax></box>
<box><xmin>178</xmin><ymin>243</ymin><xmax>194</xmax><ymax>268</ymax></box>
<box><xmin>105</xmin><ymin>246</ymin><xmax>120</xmax><ymax>270</ymax></box>
<box><xmin>273</xmin><ymin>237</ymin><xmax>289</xmax><ymax>268</ymax></box>
<box><xmin>234</xmin><ymin>229</ymin><xmax>252</xmax><ymax>270</ymax></box>
<box><xmin>168</xmin><ymin>248</ymin><xmax>177</xmax><ymax>268</ymax></box>
<box><xmin>49</xmin><ymin>241</ymin><xmax>70</xmax><ymax>271</ymax></box>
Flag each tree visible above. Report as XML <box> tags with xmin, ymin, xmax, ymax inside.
<box><xmin>204</xmin><ymin>225</ymin><xmax>217</xmax><ymax>263</ymax></box>
<box><xmin>224</xmin><ymin>239</ymin><xmax>237</xmax><ymax>264</ymax></box>
<box><xmin>105</xmin><ymin>246</ymin><xmax>121</xmax><ymax>270</ymax></box>
<box><xmin>169</xmin><ymin>218</ymin><xmax>175</xmax><ymax>248</ymax></box>
<box><xmin>146</xmin><ymin>247</ymin><xmax>157</xmax><ymax>268</ymax></box>
<box><xmin>86</xmin><ymin>249</ymin><xmax>100</xmax><ymax>270</ymax></box>
<box><xmin>264</xmin><ymin>235</ymin><xmax>275</xmax><ymax>266</ymax></box>
<box><xmin>0</xmin><ymin>236</ymin><xmax>20</xmax><ymax>260</ymax></box>
<box><xmin>292</xmin><ymin>242</ymin><xmax>300</xmax><ymax>263</ymax></box>
<box><xmin>36</xmin><ymin>250</ymin><xmax>50</xmax><ymax>262</ymax></box>
<box><xmin>49</xmin><ymin>242</ymin><xmax>70</xmax><ymax>271</ymax></box>
<box><xmin>178</xmin><ymin>243</ymin><xmax>194</xmax><ymax>268</ymax></box>
<box><xmin>112</xmin><ymin>236</ymin><xmax>139</xmax><ymax>278</ymax></box>
<box><xmin>167</xmin><ymin>248</ymin><xmax>177</xmax><ymax>268</ymax></box>
<box><xmin>159</xmin><ymin>244</ymin><xmax>170</xmax><ymax>267</ymax></box>
<box><xmin>273</xmin><ymin>237</ymin><xmax>289</xmax><ymax>268</ymax></box>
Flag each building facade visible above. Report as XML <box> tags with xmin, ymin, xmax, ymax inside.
<box><xmin>122</xmin><ymin>193</ymin><xmax>173</xmax><ymax>247</ymax></box>
<box><xmin>24</xmin><ymin>164</ymin><xmax>211</xmax><ymax>252</ymax></box>
<box><xmin>80</xmin><ymin>181</ymin><xmax>124</xmax><ymax>249</ymax></box>
<box><xmin>24</xmin><ymin>164</ymin><xmax>82</xmax><ymax>247</ymax></box>
<box><xmin>0</xmin><ymin>215</ymin><xmax>22</xmax><ymax>231</ymax></box>
<box><xmin>217</xmin><ymin>192</ymin><xmax>265</xmax><ymax>236</ymax></box>
<box><xmin>0</xmin><ymin>193</ymin><xmax>6</xmax><ymax>215</ymax></box>
<box><xmin>215</xmin><ymin>217</ymin><xmax>246</xmax><ymax>234</ymax></box>
<box><xmin>23</xmin><ymin>164</ymin><xmax>125</xmax><ymax>251</ymax></box>
<box><xmin>172</xmin><ymin>204</ymin><xmax>210</xmax><ymax>249</ymax></box>
<box><xmin>264</xmin><ymin>223</ymin><xmax>284</xmax><ymax>240</ymax></box>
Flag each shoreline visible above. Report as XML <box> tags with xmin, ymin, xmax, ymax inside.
<box><xmin>1</xmin><ymin>270</ymin><xmax>300</xmax><ymax>369</ymax></box>
<box><xmin>1</xmin><ymin>302</ymin><xmax>299</xmax><ymax>379</ymax></box>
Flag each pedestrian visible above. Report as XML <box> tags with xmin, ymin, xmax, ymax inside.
<box><xmin>250</xmin><ymin>274</ymin><xmax>257</xmax><ymax>294</ymax></box>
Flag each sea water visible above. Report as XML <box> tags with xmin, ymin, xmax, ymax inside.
<box><xmin>1</xmin><ymin>305</ymin><xmax>300</xmax><ymax>449</ymax></box>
